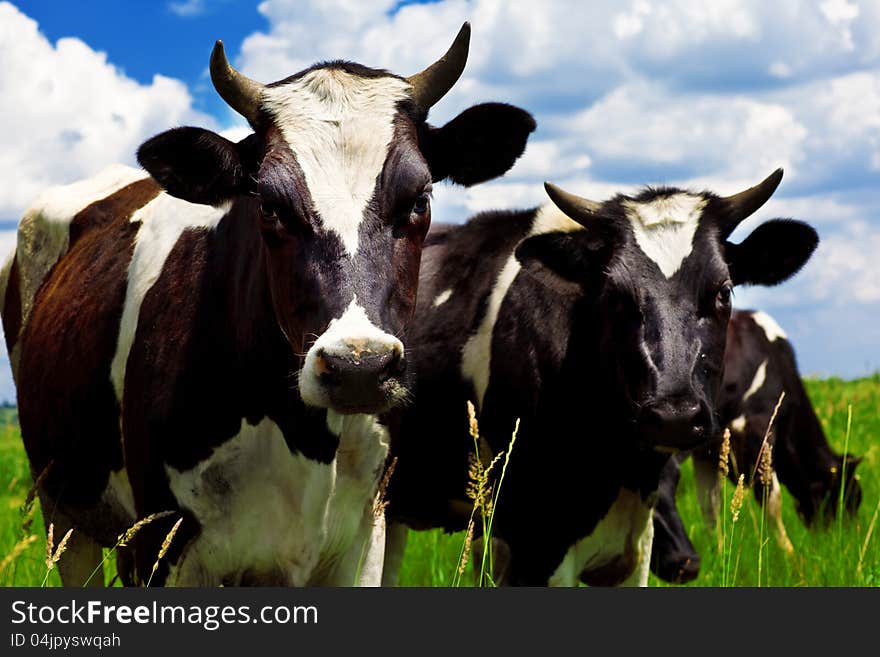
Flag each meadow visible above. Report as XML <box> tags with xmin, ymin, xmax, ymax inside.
<box><xmin>1</xmin><ymin>374</ymin><xmax>878</xmax><ymax>587</ymax></box>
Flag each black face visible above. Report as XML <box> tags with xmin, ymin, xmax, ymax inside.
<box><xmin>516</xmin><ymin>174</ymin><xmax>819</xmax><ymax>453</ymax></box>
<box><xmin>598</xmin><ymin>213</ymin><xmax>731</xmax><ymax>450</ymax></box>
<box><xmin>801</xmin><ymin>457</ymin><xmax>863</xmax><ymax>526</ymax></box>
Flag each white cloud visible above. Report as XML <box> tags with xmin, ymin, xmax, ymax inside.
<box><xmin>168</xmin><ymin>0</ymin><xmax>205</xmax><ymax>17</ymax></box>
<box><xmin>1</xmin><ymin>0</ymin><xmax>878</xmax><ymax>383</ymax></box>
<box><xmin>0</xmin><ymin>1</ymin><xmax>214</xmax><ymax>220</ymax></box>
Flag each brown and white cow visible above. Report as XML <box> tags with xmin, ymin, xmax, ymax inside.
<box><xmin>0</xmin><ymin>23</ymin><xmax>536</xmax><ymax>586</ymax></box>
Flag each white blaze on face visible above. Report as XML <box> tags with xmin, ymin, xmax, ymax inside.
<box><xmin>461</xmin><ymin>204</ymin><xmax>583</xmax><ymax>410</ymax></box>
<box><xmin>262</xmin><ymin>70</ymin><xmax>412</xmax><ymax>257</ymax></box>
<box><xmin>623</xmin><ymin>193</ymin><xmax>707</xmax><ymax>278</ymax></box>
<box><xmin>751</xmin><ymin>310</ymin><xmax>788</xmax><ymax>342</ymax></box>
<box><xmin>299</xmin><ymin>297</ymin><xmax>403</xmax><ymax>408</ymax></box>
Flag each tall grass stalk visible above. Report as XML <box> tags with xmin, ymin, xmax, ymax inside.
<box><xmin>478</xmin><ymin>418</ymin><xmax>519</xmax><ymax>586</ymax></box>
<box><xmin>836</xmin><ymin>404</ymin><xmax>853</xmax><ymax>545</ymax></box>
<box><xmin>857</xmin><ymin>494</ymin><xmax>880</xmax><ymax>577</ymax></box>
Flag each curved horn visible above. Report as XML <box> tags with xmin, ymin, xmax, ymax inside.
<box><xmin>721</xmin><ymin>168</ymin><xmax>784</xmax><ymax>236</ymax></box>
<box><xmin>544</xmin><ymin>182</ymin><xmax>601</xmax><ymax>226</ymax></box>
<box><xmin>406</xmin><ymin>22</ymin><xmax>471</xmax><ymax>109</ymax></box>
<box><xmin>210</xmin><ymin>40</ymin><xmax>264</xmax><ymax>125</ymax></box>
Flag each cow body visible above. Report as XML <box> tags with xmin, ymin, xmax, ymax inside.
<box><xmin>386</xmin><ymin>173</ymin><xmax>818</xmax><ymax>586</ymax></box>
<box><xmin>1</xmin><ymin>26</ymin><xmax>536</xmax><ymax>586</ymax></box>
<box><xmin>692</xmin><ymin>309</ymin><xmax>863</xmax><ymax>544</ymax></box>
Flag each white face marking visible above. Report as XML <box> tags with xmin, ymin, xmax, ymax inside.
<box><xmin>5</xmin><ymin>165</ymin><xmax>149</xmax><ymax>376</ymax></box>
<box><xmin>166</xmin><ymin>417</ymin><xmax>334</xmax><ymax>586</ymax></box>
<box><xmin>262</xmin><ymin>70</ymin><xmax>412</xmax><ymax>257</ymax></box>
<box><xmin>623</xmin><ymin>193</ymin><xmax>707</xmax><ymax>278</ymax></box>
<box><xmin>299</xmin><ymin>297</ymin><xmax>403</xmax><ymax>408</ymax></box>
<box><xmin>751</xmin><ymin>310</ymin><xmax>788</xmax><ymax>342</ymax></box>
<box><xmin>548</xmin><ymin>488</ymin><xmax>654</xmax><ymax>587</ymax></box>
<box><xmin>461</xmin><ymin>204</ymin><xmax>582</xmax><ymax>409</ymax></box>
<box><xmin>111</xmin><ymin>193</ymin><xmax>230</xmax><ymax>401</ymax></box>
<box><xmin>743</xmin><ymin>358</ymin><xmax>768</xmax><ymax>401</ymax></box>
<box><xmin>432</xmin><ymin>288</ymin><xmax>453</xmax><ymax>308</ymax></box>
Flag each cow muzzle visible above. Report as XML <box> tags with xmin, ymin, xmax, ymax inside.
<box><xmin>298</xmin><ymin>301</ymin><xmax>408</xmax><ymax>414</ymax></box>
<box><xmin>637</xmin><ymin>395</ymin><xmax>712</xmax><ymax>451</ymax></box>
<box><xmin>314</xmin><ymin>341</ymin><xmax>406</xmax><ymax>414</ymax></box>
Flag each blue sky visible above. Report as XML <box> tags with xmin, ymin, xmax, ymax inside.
<box><xmin>0</xmin><ymin>0</ymin><xmax>878</xmax><ymax>403</ymax></box>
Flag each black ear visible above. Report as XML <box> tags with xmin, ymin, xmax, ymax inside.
<box><xmin>421</xmin><ymin>103</ymin><xmax>536</xmax><ymax>186</ymax></box>
<box><xmin>515</xmin><ymin>229</ymin><xmax>611</xmax><ymax>289</ymax></box>
<box><xmin>726</xmin><ymin>219</ymin><xmax>819</xmax><ymax>286</ymax></box>
<box><xmin>137</xmin><ymin>127</ymin><xmax>259</xmax><ymax>205</ymax></box>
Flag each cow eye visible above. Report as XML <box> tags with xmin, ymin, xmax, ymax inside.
<box><xmin>716</xmin><ymin>282</ymin><xmax>733</xmax><ymax>310</ymax></box>
<box><xmin>260</xmin><ymin>202</ymin><xmax>280</xmax><ymax>222</ymax></box>
<box><xmin>412</xmin><ymin>192</ymin><xmax>430</xmax><ymax>216</ymax></box>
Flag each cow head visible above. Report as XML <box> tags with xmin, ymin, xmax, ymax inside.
<box><xmin>136</xmin><ymin>24</ymin><xmax>536</xmax><ymax>415</ymax></box>
<box><xmin>515</xmin><ymin>170</ymin><xmax>818</xmax><ymax>450</ymax></box>
<box><xmin>800</xmin><ymin>454</ymin><xmax>863</xmax><ymax>526</ymax></box>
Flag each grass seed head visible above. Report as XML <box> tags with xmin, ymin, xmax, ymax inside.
<box><xmin>117</xmin><ymin>511</ymin><xmax>175</xmax><ymax>547</ymax></box>
<box><xmin>731</xmin><ymin>474</ymin><xmax>746</xmax><ymax>523</ymax></box>
<box><xmin>719</xmin><ymin>428</ymin><xmax>731</xmax><ymax>480</ymax></box>
<box><xmin>151</xmin><ymin>517</ymin><xmax>183</xmax><ymax>577</ymax></box>
<box><xmin>759</xmin><ymin>438</ymin><xmax>774</xmax><ymax>488</ymax></box>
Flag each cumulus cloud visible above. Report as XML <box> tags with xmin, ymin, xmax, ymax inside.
<box><xmin>0</xmin><ymin>1</ymin><xmax>214</xmax><ymax>222</ymax></box>
<box><xmin>168</xmin><ymin>0</ymin><xmax>206</xmax><ymax>17</ymax></box>
<box><xmin>1</xmin><ymin>0</ymin><xmax>878</xmax><ymax>381</ymax></box>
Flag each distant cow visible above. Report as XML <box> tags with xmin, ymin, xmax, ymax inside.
<box><xmin>0</xmin><ymin>24</ymin><xmax>537</xmax><ymax>586</ymax></box>
<box><xmin>691</xmin><ymin>308</ymin><xmax>863</xmax><ymax>549</ymax></box>
<box><xmin>385</xmin><ymin>170</ymin><xmax>818</xmax><ymax>586</ymax></box>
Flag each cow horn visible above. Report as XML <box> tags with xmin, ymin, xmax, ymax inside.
<box><xmin>406</xmin><ymin>22</ymin><xmax>471</xmax><ymax>110</ymax></box>
<box><xmin>720</xmin><ymin>168</ymin><xmax>784</xmax><ymax>236</ymax></box>
<box><xmin>543</xmin><ymin>182</ymin><xmax>601</xmax><ymax>226</ymax></box>
<box><xmin>210</xmin><ymin>40</ymin><xmax>264</xmax><ymax>125</ymax></box>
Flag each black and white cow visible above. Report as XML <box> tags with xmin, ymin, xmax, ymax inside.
<box><xmin>690</xmin><ymin>308</ymin><xmax>863</xmax><ymax>550</ymax></box>
<box><xmin>0</xmin><ymin>24</ymin><xmax>537</xmax><ymax>586</ymax></box>
<box><xmin>385</xmin><ymin>170</ymin><xmax>818</xmax><ymax>586</ymax></box>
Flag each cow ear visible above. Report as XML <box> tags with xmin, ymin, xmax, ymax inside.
<box><xmin>725</xmin><ymin>219</ymin><xmax>818</xmax><ymax>287</ymax></box>
<box><xmin>137</xmin><ymin>127</ymin><xmax>259</xmax><ymax>205</ymax></box>
<box><xmin>421</xmin><ymin>103</ymin><xmax>536</xmax><ymax>186</ymax></box>
<box><xmin>515</xmin><ymin>230</ymin><xmax>610</xmax><ymax>289</ymax></box>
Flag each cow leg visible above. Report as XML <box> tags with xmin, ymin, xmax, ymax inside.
<box><xmin>762</xmin><ymin>471</ymin><xmax>794</xmax><ymax>554</ymax></box>
<box><xmin>356</xmin><ymin>511</ymin><xmax>387</xmax><ymax>587</ymax></box>
<box><xmin>39</xmin><ymin>498</ymin><xmax>104</xmax><ymax>587</ymax></box>
<box><xmin>381</xmin><ymin>521</ymin><xmax>409</xmax><ymax>587</ymax></box>
<box><xmin>619</xmin><ymin>512</ymin><xmax>655</xmax><ymax>587</ymax></box>
<box><xmin>692</xmin><ymin>449</ymin><xmax>721</xmax><ymax>527</ymax></box>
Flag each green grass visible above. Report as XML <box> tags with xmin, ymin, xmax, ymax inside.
<box><xmin>397</xmin><ymin>374</ymin><xmax>880</xmax><ymax>586</ymax></box>
<box><xmin>1</xmin><ymin>374</ymin><xmax>878</xmax><ymax>587</ymax></box>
